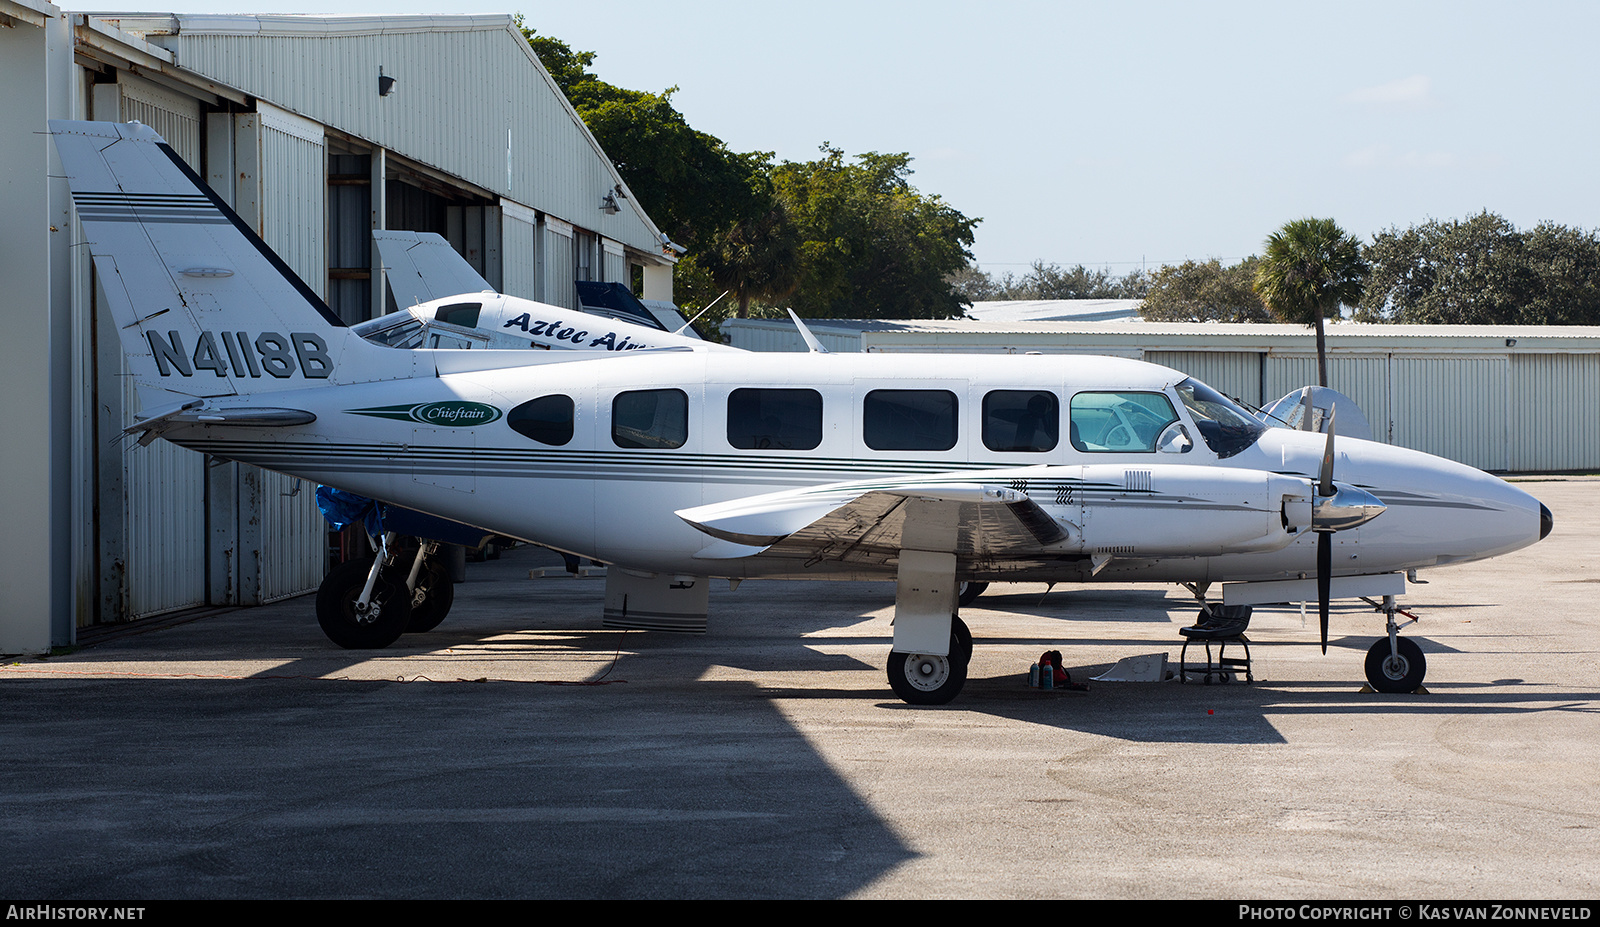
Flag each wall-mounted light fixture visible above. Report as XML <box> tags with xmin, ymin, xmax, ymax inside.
<box><xmin>379</xmin><ymin>66</ymin><xmax>398</xmax><ymax>97</ymax></box>
<box><xmin>600</xmin><ymin>192</ymin><xmax>620</xmax><ymax>214</ymax></box>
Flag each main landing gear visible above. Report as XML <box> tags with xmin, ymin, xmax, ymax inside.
<box><xmin>1364</xmin><ymin>594</ymin><xmax>1427</xmax><ymax>693</ymax></box>
<box><xmin>886</xmin><ymin>615</ymin><xmax>972</xmax><ymax>705</ymax></box>
<box><xmin>316</xmin><ymin>533</ymin><xmax>456</xmax><ymax>649</ymax></box>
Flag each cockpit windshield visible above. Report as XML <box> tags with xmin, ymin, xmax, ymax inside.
<box><xmin>352</xmin><ymin>315</ymin><xmax>425</xmax><ymax>349</ymax></box>
<box><xmin>1175</xmin><ymin>378</ymin><xmax>1266</xmax><ymax>459</ymax></box>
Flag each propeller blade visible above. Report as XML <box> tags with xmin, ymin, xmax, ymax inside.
<box><xmin>1318</xmin><ymin>407</ymin><xmax>1338</xmax><ymax>497</ymax></box>
<box><xmin>1318</xmin><ymin>532</ymin><xmax>1331</xmax><ymax>654</ymax></box>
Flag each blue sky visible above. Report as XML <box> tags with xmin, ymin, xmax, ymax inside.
<box><xmin>86</xmin><ymin>0</ymin><xmax>1600</xmax><ymax>275</ymax></box>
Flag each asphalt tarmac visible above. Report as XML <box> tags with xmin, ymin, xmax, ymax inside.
<box><xmin>2</xmin><ymin>477</ymin><xmax>1596</xmax><ymax>900</ymax></box>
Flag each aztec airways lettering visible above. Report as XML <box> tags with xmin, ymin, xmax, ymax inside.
<box><xmin>501</xmin><ymin>313</ymin><xmax>653</xmax><ymax>351</ymax></box>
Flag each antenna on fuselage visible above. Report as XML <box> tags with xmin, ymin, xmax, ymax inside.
<box><xmin>786</xmin><ymin>309</ymin><xmax>830</xmax><ymax>354</ymax></box>
<box><xmin>673</xmin><ymin>290</ymin><xmax>729</xmax><ymax>337</ymax></box>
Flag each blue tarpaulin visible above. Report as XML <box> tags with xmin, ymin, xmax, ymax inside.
<box><xmin>315</xmin><ymin>485</ymin><xmax>383</xmax><ymax>536</ymax></box>
<box><xmin>316</xmin><ymin>485</ymin><xmax>498</xmax><ymax>549</ymax></box>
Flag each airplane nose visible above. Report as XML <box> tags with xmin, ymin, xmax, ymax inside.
<box><xmin>1541</xmin><ymin>503</ymin><xmax>1554</xmax><ymax>541</ymax></box>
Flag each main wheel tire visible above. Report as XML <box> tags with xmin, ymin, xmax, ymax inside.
<box><xmin>405</xmin><ymin>560</ymin><xmax>455</xmax><ymax>633</ymax></box>
<box><xmin>951</xmin><ymin>615</ymin><xmax>973</xmax><ymax>666</ymax></box>
<box><xmin>1365</xmin><ymin>636</ymin><xmax>1426</xmax><ymax>693</ymax></box>
<box><xmin>957</xmin><ymin>581</ymin><xmax>989</xmax><ymax>607</ymax></box>
<box><xmin>887</xmin><ymin>650</ymin><xmax>968</xmax><ymax>705</ymax></box>
<box><xmin>316</xmin><ymin>558</ymin><xmax>412</xmax><ymax>649</ymax></box>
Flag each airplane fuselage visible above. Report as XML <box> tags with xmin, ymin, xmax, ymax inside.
<box><xmin>163</xmin><ymin>347</ymin><xmax>1548</xmax><ymax>586</ymax></box>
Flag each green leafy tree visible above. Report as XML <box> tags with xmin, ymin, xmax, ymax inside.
<box><xmin>1254</xmin><ymin>219</ymin><xmax>1367</xmax><ymax>387</ymax></box>
<box><xmin>774</xmin><ymin>146</ymin><xmax>978</xmax><ymax>319</ymax></box>
<box><xmin>1137</xmin><ymin>257</ymin><xmax>1269</xmax><ymax>322</ymax></box>
<box><xmin>956</xmin><ymin>263</ymin><xmax>1149</xmax><ymax>303</ymax></box>
<box><xmin>521</xmin><ymin>27</ymin><xmax>979</xmax><ymax>321</ymax></box>
<box><xmin>945</xmin><ymin>265</ymin><xmax>1003</xmax><ymax>303</ymax></box>
<box><xmin>1358</xmin><ymin>212</ymin><xmax>1600</xmax><ymax>325</ymax></box>
<box><xmin>697</xmin><ymin>201</ymin><xmax>803</xmax><ymax>319</ymax></box>
<box><xmin>520</xmin><ymin>22</ymin><xmax>770</xmax><ymax>257</ymax></box>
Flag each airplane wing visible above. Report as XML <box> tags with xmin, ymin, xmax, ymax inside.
<box><xmin>679</xmin><ymin>464</ymin><xmax>1319</xmax><ymax>567</ymax></box>
<box><xmin>677</xmin><ymin>477</ymin><xmax>1070</xmax><ymax>566</ymax></box>
<box><xmin>374</xmin><ymin>230</ymin><xmax>495</xmax><ymax>307</ymax></box>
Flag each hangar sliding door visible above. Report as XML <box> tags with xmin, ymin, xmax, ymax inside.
<box><xmin>1509</xmin><ymin>353</ymin><xmax>1600</xmax><ymax>471</ymax></box>
<box><xmin>94</xmin><ymin>76</ymin><xmax>208</xmax><ymax>621</ymax></box>
<box><xmin>1390</xmin><ymin>356</ymin><xmax>1509</xmax><ymax>472</ymax></box>
<box><xmin>1264</xmin><ymin>354</ymin><xmax>1393</xmax><ymax>443</ymax></box>
<box><xmin>249</xmin><ymin>104</ymin><xmax>331</xmax><ymax>602</ymax></box>
<box><xmin>1144</xmin><ymin>351</ymin><xmax>1263</xmax><ymax>408</ymax></box>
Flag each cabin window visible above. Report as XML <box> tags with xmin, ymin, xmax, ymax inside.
<box><xmin>727</xmin><ymin>388</ymin><xmax>823</xmax><ymax>450</ymax></box>
<box><xmin>508</xmin><ymin>394</ymin><xmax>574</xmax><ymax>446</ymax></box>
<box><xmin>1068</xmin><ymin>391</ymin><xmax>1179</xmax><ymax>453</ymax></box>
<box><xmin>434</xmin><ymin>302</ymin><xmax>482</xmax><ymax>328</ymax></box>
<box><xmin>864</xmin><ymin>389</ymin><xmax>958</xmax><ymax>451</ymax></box>
<box><xmin>613</xmin><ymin>389</ymin><xmax>688</xmax><ymax>449</ymax></box>
<box><xmin>982</xmin><ymin>390</ymin><xmax>1059</xmax><ymax>452</ymax></box>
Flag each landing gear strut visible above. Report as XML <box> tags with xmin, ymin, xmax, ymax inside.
<box><xmin>1364</xmin><ymin>595</ymin><xmax>1426</xmax><ymax>692</ymax></box>
<box><xmin>316</xmin><ymin>532</ymin><xmax>455</xmax><ymax>648</ymax></box>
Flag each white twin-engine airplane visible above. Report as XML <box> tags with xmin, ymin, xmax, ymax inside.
<box><xmin>53</xmin><ymin>121</ymin><xmax>1552</xmax><ymax>703</ymax></box>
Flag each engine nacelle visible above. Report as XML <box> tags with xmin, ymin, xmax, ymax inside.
<box><xmin>1070</xmin><ymin>464</ymin><xmax>1310</xmax><ymax>557</ymax></box>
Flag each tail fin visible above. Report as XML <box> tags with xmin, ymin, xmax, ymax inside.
<box><xmin>50</xmin><ymin>120</ymin><xmax>407</xmax><ymax>412</ymax></box>
<box><xmin>373</xmin><ymin>229</ymin><xmax>495</xmax><ymax>308</ymax></box>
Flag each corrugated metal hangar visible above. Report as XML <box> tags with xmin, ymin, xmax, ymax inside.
<box><xmin>1</xmin><ymin>4</ymin><xmax>679</xmax><ymax>652</ymax></box>
<box><xmin>725</xmin><ymin>319</ymin><xmax>1600</xmax><ymax>476</ymax></box>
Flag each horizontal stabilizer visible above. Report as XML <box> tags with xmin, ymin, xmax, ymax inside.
<box><xmin>127</xmin><ymin>407</ymin><xmax>318</xmax><ymax>431</ymax></box>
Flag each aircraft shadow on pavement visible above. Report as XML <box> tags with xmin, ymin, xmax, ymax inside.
<box><xmin>0</xmin><ymin>672</ymin><xmax>912</xmax><ymax>900</ymax></box>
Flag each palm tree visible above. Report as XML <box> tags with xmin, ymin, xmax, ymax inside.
<box><xmin>1254</xmin><ymin>218</ymin><xmax>1367</xmax><ymax>387</ymax></box>
<box><xmin>701</xmin><ymin>203</ymin><xmax>802</xmax><ymax>319</ymax></box>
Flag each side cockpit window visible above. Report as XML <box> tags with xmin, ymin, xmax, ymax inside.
<box><xmin>727</xmin><ymin>388</ymin><xmax>822</xmax><ymax>450</ymax></box>
<box><xmin>434</xmin><ymin>302</ymin><xmax>482</xmax><ymax>329</ymax></box>
<box><xmin>508</xmin><ymin>394</ymin><xmax>574</xmax><ymax>446</ymax></box>
<box><xmin>1069</xmin><ymin>391</ymin><xmax>1180</xmax><ymax>453</ymax></box>
<box><xmin>983</xmin><ymin>390</ymin><xmax>1058</xmax><ymax>452</ymax></box>
<box><xmin>613</xmin><ymin>389</ymin><xmax>688</xmax><ymax>449</ymax></box>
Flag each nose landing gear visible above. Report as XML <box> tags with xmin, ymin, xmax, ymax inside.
<box><xmin>1363</xmin><ymin>594</ymin><xmax>1427</xmax><ymax>693</ymax></box>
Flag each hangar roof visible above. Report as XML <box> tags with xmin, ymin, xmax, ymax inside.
<box><xmin>864</xmin><ymin>320</ymin><xmax>1600</xmax><ymax>353</ymax></box>
<box><xmin>78</xmin><ymin>12</ymin><xmax>671</xmax><ymax>263</ymax></box>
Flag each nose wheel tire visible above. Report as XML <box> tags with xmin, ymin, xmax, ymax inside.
<box><xmin>316</xmin><ymin>558</ymin><xmax>412</xmax><ymax>649</ymax></box>
<box><xmin>1365</xmin><ymin>636</ymin><xmax>1426</xmax><ymax>693</ymax></box>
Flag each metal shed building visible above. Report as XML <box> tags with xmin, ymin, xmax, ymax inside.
<box><xmin>858</xmin><ymin>321</ymin><xmax>1600</xmax><ymax>474</ymax></box>
<box><xmin>0</xmin><ymin>4</ymin><xmax>679</xmax><ymax>652</ymax></box>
